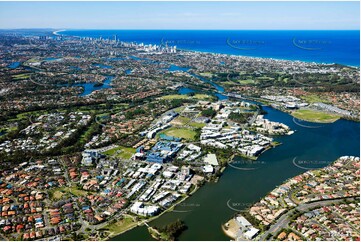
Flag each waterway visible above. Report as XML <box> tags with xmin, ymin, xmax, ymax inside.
<box><xmin>170</xmin><ymin>64</ymin><xmax>228</xmax><ymax>100</ymax></box>
<box><xmin>168</xmin><ymin>64</ymin><xmax>190</xmax><ymax>72</ymax></box>
<box><xmin>56</xmin><ymin>30</ymin><xmax>359</xmax><ymax>240</ymax></box>
<box><xmin>112</xmin><ymin>82</ymin><xmax>360</xmax><ymax>240</ymax></box>
<box><xmin>44</xmin><ymin>57</ymin><xmax>62</xmax><ymax>62</ymax></box>
<box><xmin>78</xmin><ymin>75</ymin><xmax>113</xmax><ymax>96</ymax></box>
<box><xmin>8</xmin><ymin>62</ymin><xmax>21</xmax><ymax>69</ymax></box>
<box><xmin>60</xmin><ymin>75</ymin><xmax>114</xmax><ymax>96</ymax></box>
<box><xmin>178</xmin><ymin>87</ymin><xmax>196</xmax><ymax>95</ymax></box>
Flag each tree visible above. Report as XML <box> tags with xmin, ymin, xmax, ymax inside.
<box><xmin>201</xmin><ymin>108</ymin><xmax>216</xmax><ymax>118</ymax></box>
<box><xmin>229</xmin><ymin>112</ymin><xmax>252</xmax><ymax>123</ymax></box>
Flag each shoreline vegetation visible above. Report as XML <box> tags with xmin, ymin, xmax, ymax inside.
<box><xmin>99</xmin><ymin>101</ymin><xmax>289</xmax><ymax>240</ymax></box>
<box><xmin>102</xmin><ymin>139</ymin><xmax>282</xmax><ymax>240</ymax></box>
<box><xmin>101</xmin><ymin>183</ymin><xmax>199</xmax><ymax>240</ymax></box>
<box><xmin>1</xmin><ymin>30</ymin><xmax>358</xmax><ymax>241</ymax></box>
<box><xmin>148</xmin><ymin>219</ymin><xmax>187</xmax><ymax>241</ymax></box>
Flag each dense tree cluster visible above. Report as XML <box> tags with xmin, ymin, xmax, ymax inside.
<box><xmin>228</xmin><ymin>112</ymin><xmax>252</xmax><ymax>123</ymax></box>
<box><xmin>201</xmin><ymin>107</ymin><xmax>216</xmax><ymax>118</ymax></box>
<box><xmin>154</xmin><ymin>219</ymin><xmax>187</xmax><ymax>241</ymax></box>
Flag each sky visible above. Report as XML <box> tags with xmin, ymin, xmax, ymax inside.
<box><xmin>0</xmin><ymin>1</ymin><xmax>359</xmax><ymax>30</ymax></box>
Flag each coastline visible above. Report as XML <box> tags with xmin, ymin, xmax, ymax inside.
<box><xmin>17</xmin><ymin>30</ymin><xmax>358</xmax><ymax>240</ymax></box>
<box><xmin>177</xmin><ymin>48</ymin><xmax>345</xmax><ymax>67</ymax></box>
<box><xmin>58</xmin><ymin>30</ymin><xmax>360</xmax><ymax>68</ymax></box>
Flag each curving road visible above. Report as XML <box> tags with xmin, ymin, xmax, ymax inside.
<box><xmin>259</xmin><ymin>196</ymin><xmax>358</xmax><ymax>240</ymax></box>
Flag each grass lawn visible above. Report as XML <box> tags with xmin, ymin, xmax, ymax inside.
<box><xmin>159</xmin><ymin>94</ymin><xmax>187</xmax><ymax>100</ymax></box>
<box><xmin>66</xmin><ymin>186</ymin><xmax>89</xmax><ymax>197</ymax></box>
<box><xmin>171</xmin><ymin>116</ymin><xmax>191</xmax><ymax>126</ymax></box>
<box><xmin>173</xmin><ymin>106</ymin><xmax>186</xmax><ymax>113</ymax></box>
<box><xmin>292</xmin><ymin>109</ymin><xmax>340</xmax><ymax>123</ymax></box>
<box><xmin>51</xmin><ymin>190</ymin><xmax>65</xmax><ymax>200</ymax></box>
<box><xmin>171</xmin><ymin>116</ymin><xmax>206</xmax><ymax>128</ymax></box>
<box><xmin>8</xmin><ymin>110</ymin><xmax>47</xmax><ymax>122</ymax></box>
<box><xmin>12</xmin><ymin>74</ymin><xmax>30</xmax><ymax>80</ymax></box>
<box><xmin>237</xmin><ymin>79</ymin><xmax>255</xmax><ymax>85</ymax></box>
<box><xmin>0</xmin><ymin>126</ymin><xmax>18</xmax><ymax>134</ymax></box>
<box><xmin>104</xmin><ymin>217</ymin><xmax>136</xmax><ymax>235</ymax></box>
<box><xmin>79</xmin><ymin>124</ymin><xmax>98</xmax><ymax>143</ymax></box>
<box><xmin>194</xmin><ymin>94</ymin><xmax>212</xmax><ymax>99</ymax></box>
<box><xmin>25</xmin><ymin>58</ymin><xmax>41</xmax><ymax>64</ymax></box>
<box><xmin>301</xmin><ymin>94</ymin><xmax>330</xmax><ymax>104</ymax></box>
<box><xmin>188</xmin><ymin>122</ymin><xmax>206</xmax><ymax>128</ymax></box>
<box><xmin>258</xmin><ymin>76</ymin><xmax>274</xmax><ymax>80</ymax></box>
<box><xmin>103</xmin><ymin>146</ymin><xmax>136</xmax><ymax>159</ymax></box>
<box><xmin>159</xmin><ymin>94</ymin><xmax>212</xmax><ymax>100</ymax></box>
<box><xmin>96</xmin><ymin>112</ymin><xmax>110</xmax><ymax>117</ymax></box>
<box><xmin>220</xmin><ymin>81</ymin><xmax>236</xmax><ymax>86</ymax></box>
<box><xmin>50</xmin><ymin>186</ymin><xmax>89</xmax><ymax>200</ymax></box>
<box><xmin>159</xmin><ymin>127</ymin><xmax>197</xmax><ymax>141</ymax></box>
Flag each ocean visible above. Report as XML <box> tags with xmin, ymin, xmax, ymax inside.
<box><xmin>60</xmin><ymin>30</ymin><xmax>360</xmax><ymax>67</ymax></box>
<box><xmin>59</xmin><ymin>29</ymin><xmax>360</xmax><ymax>241</ymax></box>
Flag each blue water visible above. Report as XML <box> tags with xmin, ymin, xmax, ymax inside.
<box><xmin>129</xmin><ymin>56</ymin><xmax>143</xmax><ymax>61</ymax></box>
<box><xmin>70</xmin><ymin>66</ymin><xmax>82</xmax><ymax>71</ymax></box>
<box><xmin>178</xmin><ymin>87</ymin><xmax>195</xmax><ymax>95</ymax></box>
<box><xmin>8</xmin><ymin>62</ymin><xmax>21</xmax><ymax>69</ymax></box>
<box><xmin>107</xmin><ymin>57</ymin><xmax>126</xmax><ymax>61</ymax></box>
<box><xmin>44</xmin><ymin>57</ymin><xmax>61</xmax><ymax>62</ymax></box>
<box><xmin>188</xmin><ymin>72</ymin><xmax>225</xmax><ymax>93</ymax></box>
<box><xmin>215</xmin><ymin>93</ymin><xmax>228</xmax><ymax>100</ymax></box>
<box><xmin>172</xmin><ymin>66</ymin><xmax>228</xmax><ymax>100</ymax></box>
<box><xmin>60</xmin><ymin>30</ymin><xmax>360</xmax><ymax>66</ymax></box>
<box><xmin>112</xmin><ymin>102</ymin><xmax>360</xmax><ymax>241</ymax></box>
<box><xmin>168</xmin><ymin>64</ymin><xmax>190</xmax><ymax>72</ymax></box>
<box><xmin>60</xmin><ymin>75</ymin><xmax>114</xmax><ymax>96</ymax></box>
<box><xmin>56</xmin><ymin>29</ymin><xmax>361</xmax><ymax>241</ymax></box>
<box><xmin>168</xmin><ymin>64</ymin><xmax>228</xmax><ymax>100</ymax></box>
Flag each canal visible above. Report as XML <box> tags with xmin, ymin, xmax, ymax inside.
<box><xmin>111</xmin><ymin>75</ymin><xmax>360</xmax><ymax>241</ymax></box>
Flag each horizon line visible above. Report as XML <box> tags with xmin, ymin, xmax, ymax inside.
<box><xmin>1</xmin><ymin>28</ymin><xmax>360</xmax><ymax>31</ymax></box>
